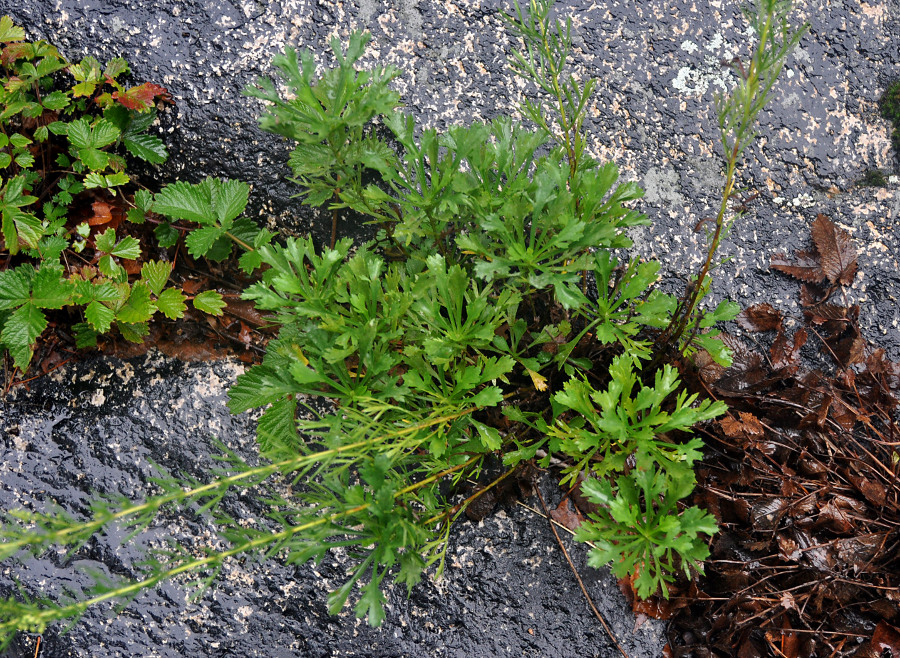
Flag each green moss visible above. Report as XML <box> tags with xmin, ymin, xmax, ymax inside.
<box><xmin>858</xmin><ymin>168</ymin><xmax>888</xmax><ymax>187</ymax></box>
<box><xmin>880</xmin><ymin>80</ymin><xmax>900</xmax><ymax>152</ymax></box>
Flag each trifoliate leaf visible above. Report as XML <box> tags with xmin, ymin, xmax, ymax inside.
<box><xmin>84</xmin><ymin>172</ymin><xmax>130</xmax><ymax>189</ymax></box>
<box><xmin>140</xmin><ymin>260</ymin><xmax>172</xmax><ymax>296</ymax></box>
<box><xmin>193</xmin><ymin>290</ymin><xmax>225</xmax><ymax>316</ymax></box>
<box><xmin>155</xmin><ymin>287</ymin><xmax>186</xmax><ymax>320</ymax></box>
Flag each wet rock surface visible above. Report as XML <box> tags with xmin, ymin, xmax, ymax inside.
<box><xmin>0</xmin><ymin>0</ymin><xmax>898</xmax><ymax>655</ymax></box>
<box><xmin>1</xmin><ymin>355</ymin><xmax>663</xmax><ymax>657</ymax></box>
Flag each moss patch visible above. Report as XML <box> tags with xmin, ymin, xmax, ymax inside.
<box><xmin>881</xmin><ymin>79</ymin><xmax>900</xmax><ymax>153</ymax></box>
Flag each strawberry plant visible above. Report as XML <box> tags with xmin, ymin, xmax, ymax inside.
<box><xmin>0</xmin><ymin>18</ymin><xmax>265</xmax><ymax>373</ymax></box>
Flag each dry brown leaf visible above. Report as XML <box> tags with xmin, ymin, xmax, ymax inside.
<box><xmin>810</xmin><ymin>213</ymin><xmax>857</xmax><ymax>285</ymax></box>
<box><xmin>771</xmin><ymin>249</ymin><xmax>825</xmax><ymax>283</ymax></box>
<box><xmin>736</xmin><ymin>303</ymin><xmax>783</xmax><ymax>332</ymax></box>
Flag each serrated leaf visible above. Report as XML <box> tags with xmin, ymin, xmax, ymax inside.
<box><xmin>185</xmin><ymin>225</ymin><xmax>226</xmax><ymax>258</ymax></box>
<box><xmin>193</xmin><ymin>290</ymin><xmax>225</xmax><ymax>316</ymax></box>
<box><xmin>154</xmin><ymin>222</ymin><xmax>179</xmax><ymax>247</ymax></box>
<box><xmin>1</xmin><ymin>303</ymin><xmax>46</xmax><ymax>370</ymax></box>
<box><xmin>78</xmin><ymin>148</ymin><xmax>110</xmax><ymax>171</ymax></box>
<box><xmin>31</xmin><ymin>265</ymin><xmax>72</xmax><ymax>309</ymax></box>
<box><xmin>123</xmin><ymin>133</ymin><xmax>167</xmax><ymax>164</ymax></box>
<box><xmin>110</xmin><ymin>235</ymin><xmax>140</xmax><ymax>259</ymax></box>
<box><xmin>0</xmin><ymin>266</ymin><xmax>30</xmax><ymax>309</ymax></box>
<box><xmin>256</xmin><ymin>396</ymin><xmax>300</xmax><ymax>458</ymax></box>
<box><xmin>116</xmin><ymin>282</ymin><xmax>154</xmax><ymax>324</ymax></box>
<box><xmin>117</xmin><ymin>321</ymin><xmax>149</xmax><ymax>343</ymax></box>
<box><xmin>736</xmin><ymin>303</ymin><xmax>782</xmax><ymax>332</ymax></box>
<box><xmin>104</xmin><ymin>56</ymin><xmax>129</xmax><ymax>79</ymax></box>
<box><xmin>155</xmin><ymin>287</ymin><xmax>186</xmax><ymax>319</ymax></box>
<box><xmin>154</xmin><ymin>180</ymin><xmax>216</xmax><ymax>224</ymax></box>
<box><xmin>227</xmin><ymin>364</ymin><xmax>299</xmax><ymax>413</ymax></box>
<box><xmin>94</xmin><ymin>228</ymin><xmax>118</xmax><ymax>253</ymax></box>
<box><xmin>84</xmin><ymin>172</ymin><xmax>130</xmax><ymax>189</ymax></box>
<box><xmin>72</xmin><ymin>322</ymin><xmax>98</xmax><ymax>348</ymax></box>
<box><xmin>810</xmin><ymin>213</ymin><xmax>857</xmax><ymax>285</ymax></box>
<box><xmin>211</xmin><ymin>178</ymin><xmax>250</xmax><ymax>225</ymax></box>
<box><xmin>85</xmin><ymin>300</ymin><xmax>115</xmax><ymax>333</ymax></box>
<box><xmin>112</xmin><ymin>82</ymin><xmax>170</xmax><ymax>111</ymax></box>
<box><xmin>0</xmin><ymin>16</ymin><xmax>26</xmax><ymax>43</ymax></box>
<box><xmin>140</xmin><ymin>260</ymin><xmax>173</xmax><ymax>296</ymax></box>
<box><xmin>770</xmin><ymin>249</ymin><xmax>824</xmax><ymax>283</ymax></box>
<box><xmin>14</xmin><ymin>152</ymin><xmax>34</xmax><ymax>168</ymax></box>
<box><xmin>40</xmin><ymin>90</ymin><xmax>70</xmax><ymax>111</ymax></box>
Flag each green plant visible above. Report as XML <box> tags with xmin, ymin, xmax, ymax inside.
<box><xmin>0</xmin><ymin>0</ymin><xmax>805</xmax><ymax>643</ymax></box>
<box><xmin>655</xmin><ymin>0</ymin><xmax>807</xmax><ymax>361</ymax></box>
<box><xmin>880</xmin><ymin>79</ymin><xmax>900</xmax><ymax>153</ymax></box>
<box><xmin>0</xmin><ymin>18</ymin><xmax>271</xmax><ymax>373</ymax></box>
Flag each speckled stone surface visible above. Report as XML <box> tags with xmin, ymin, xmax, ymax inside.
<box><xmin>0</xmin><ymin>0</ymin><xmax>898</xmax><ymax>655</ymax></box>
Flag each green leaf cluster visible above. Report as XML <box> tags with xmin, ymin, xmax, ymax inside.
<box><xmin>0</xmin><ymin>0</ymin><xmax>807</xmax><ymax>640</ymax></box>
<box><xmin>0</xmin><ymin>19</ymin><xmax>254</xmax><ymax>371</ymax></box>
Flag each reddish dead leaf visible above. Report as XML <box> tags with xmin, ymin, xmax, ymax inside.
<box><xmin>872</xmin><ymin>621</ymin><xmax>900</xmax><ymax>656</ymax></box>
<box><xmin>771</xmin><ymin>249</ymin><xmax>825</xmax><ymax>283</ymax></box>
<box><xmin>810</xmin><ymin>213</ymin><xmax>857</xmax><ymax>285</ymax></box>
<box><xmin>549</xmin><ymin>497</ymin><xmax>583</xmax><ymax>532</ymax></box>
<box><xmin>121</xmin><ymin>259</ymin><xmax>141</xmax><ymax>276</ymax></box>
<box><xmin>181</xmin><ymin>278</ymin><xmax>206</xmax><ymax>295</ymax></box>
<box><xmin>770</xmin><ymin>326</ymin><xmax>807</xmax><ymax>369</ymax></box>
<box><xmin>113</xmin><ymin>82</ymin><xmax>171</xmax><ymax>111</ymax></box>
<box><xmin>848</xmin><ymin>474</ymin><xmax>887</xmax><ymax>507</ymax></box>
<box><xmin>464</xmin><ymin>486</ymin><xmax>497</xmax><ymax>522</ymax></box>
<box><xmin>224</xmin><ymin>298</ymin><xmax>271</xmax><ymax>327</ymax></box>
<box><xmin>87</xmin><ymin>201</ymin><xmax>113</xmax><ymax>226</ymax></box>
<box><xmin>736</xmin><ymin>303</ymin><xmax>783</xmax><ymax>332</ymax></box>
<box><xmin>714</xmin><ymin>335</ymin><xmax>768</xmax><ymax>393</ymax></box>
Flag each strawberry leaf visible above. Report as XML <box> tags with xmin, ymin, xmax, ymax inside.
<box><xmin>116</xmin><ymin>282</ymin><xmax>154</xmax><ymax>324</ymax></box>
<box><xmin>112</xmin><ymin>82</ymin><xmax>170</xmax><ymax>111</ymax></box>
<box><xmin>140</xmin><ymin>260</ymin><xmax>173</xmax><ymax>296</ymax></box>
<box><xmin>155</xmin><ymin>288</ymin><xmax>186</xmax><ymax>320</ymax></box>
<box><xmin>193</xmin><ymin>290</ymin><xmax>226</xmax><ymax>316</ymax></box>
<box><xmin>85</xmin><ymin>300</ymin><xmax>115</xmax><ymax>333</ymax></box>
<box><xmin>123</xmin><ymin>133</ymin><xmax>167</xmax><ymax>164</ymax></box>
